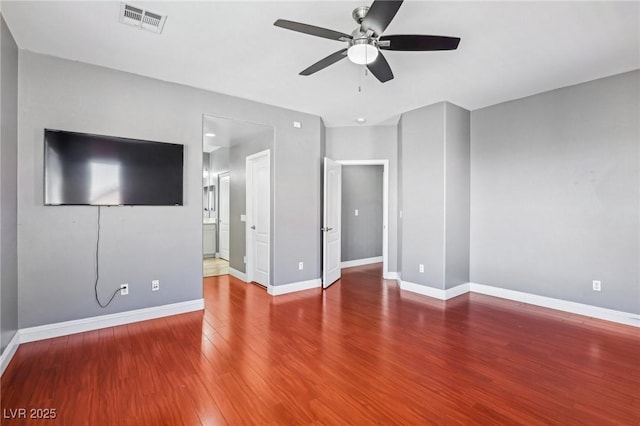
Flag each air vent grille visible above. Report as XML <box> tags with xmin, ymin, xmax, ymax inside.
<box><xmin>119</xmin><ymin>3</ymin><xmax>167</xmax><ymax>34</ymax></box>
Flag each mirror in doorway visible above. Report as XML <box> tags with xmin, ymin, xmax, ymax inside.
<box><xmin>202</xmin><ymin>115</ymin><xmax>274</xmax><ymax>281</ymax></box>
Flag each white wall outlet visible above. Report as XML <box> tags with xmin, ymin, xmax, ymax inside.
<box><xmin>293</xmin><ymin>121</ymin><xmax>302</xmax><ymax>128</ymax></box>
<box><xmin>152</xmin><ymin>280</ymin><xmax>159</xmax><ymax>291</ymax></box>
<box><xmin>120</xmin><ymin>283</ymin><xmax>129</xmax><ymax>296</ymax></box>
<box><xmin>243</xmin><ymin>256</ymin><xmax>246</xmax><ymax>264</ymax></box>
<box><xmin>240</xmin><ymin>214</ymin><xmax>246</xmax><ymax>222</ymax></box>
<box><xmin>354</xmin><ymin>209</ymin><xmax>359</xmax><ymax>216</ymax></box>
<box><xmin>419</xmin><ymin>264</ymin><xmax>424</xmax><ymax>273</ymax></box>
<box><xmin>298</xmin><ymin>261</ymin><xmax>304</xmax><ymax>270</ymax></box>
<box><xmin>592</xmin><ymin>280</ymin><xmax>601</xmax><ymax>291</ymax></box>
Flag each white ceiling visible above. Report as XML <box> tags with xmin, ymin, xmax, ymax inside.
<box><xmin>202</xmin><ymin>114</ymin><xmax>273</xmax><ymax>152</ymax></box>
<box><xmin>3</xmin><ymin>1</ymin><xmax>639</xmax><ymax>127</ymax></box>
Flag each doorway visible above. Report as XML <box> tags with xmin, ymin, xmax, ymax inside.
<box><xmin>203</xmin><ymin>150</ymin><xmax>229</xmax><ymax>277</ymax></box>
<box><xmin>341</xmin><ymin>163</ymin><xmax>385</xmax><ymax>267</ymax></box>
<box><xmin>322</xmin><ymin>159</ymin><xmax>389</xmax><ymax>288</ymax></box>
<box><xmin>202</xmin><ymin>115</ymin><xmax>274</xmax><ymax>284</ymax></box>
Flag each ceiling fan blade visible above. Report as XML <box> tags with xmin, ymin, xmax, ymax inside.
<box><xmin>379</xmin><ymin>35</ymin><xmax>461</xmax><ymax>51</ymax></box>
<box><xmin>300</xmin><ymin>49</ymin><xmax>348</xmax><ymax>76</ymax></box>
<box><xmin>361</xmin><ymin>0</ymin><xmax>404</xmax><ymax>36</ymax></box>
<box><xmin>274</xmin><ymin>19</ymin><xmax>352</xmax><ymax>41</ymax></box>
<box><xmin>367</xmin><ymin>52</ymin><xmax>394</xmax><ymax>83</ymax></box>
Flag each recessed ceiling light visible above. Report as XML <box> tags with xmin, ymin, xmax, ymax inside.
<box><xmin>355</xmin><ymin>117</ymin><xmax>367</xmax><ymax>124</ymax></box>
<box><xmin>204</xmin><ymin>132</ymin><xmax>216</xmax><ymax>137</ymax></box>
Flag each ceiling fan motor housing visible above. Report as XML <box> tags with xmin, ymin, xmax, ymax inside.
<box><xmin>352</xmin><ymin>6</ymin><xmax>370</xmax><ymax>24</ymax></box>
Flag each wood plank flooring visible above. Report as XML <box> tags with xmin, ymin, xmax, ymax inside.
<box><xmin>2</xmin><ymin>263</ymin><xmax>639</xmax><ymax>425</ymax></box>
<box><xmin>203</xmin><ymin>258</ymin><xmax>229</xmax><ymax>277</ymax></box>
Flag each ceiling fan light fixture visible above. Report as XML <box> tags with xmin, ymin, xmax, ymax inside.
<box><xmin>347</xmin><ymin>39</ymin><xmax>379</xmax><ymax>65</ymax></box>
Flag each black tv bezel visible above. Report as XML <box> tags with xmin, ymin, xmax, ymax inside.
<box><xmin>43</xmin><ymin>128</ymin><xmax>185</xmax><ymax>207</ymax></box>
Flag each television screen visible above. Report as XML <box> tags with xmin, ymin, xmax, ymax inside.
<box><xmin>44</xmin><ymin>129</ymin><xmax>184</xmax><ymax>206</ymax></box>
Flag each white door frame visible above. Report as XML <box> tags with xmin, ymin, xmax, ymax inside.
<box><xmin>337</xmin><ymin>160</ymin><xmax>389</xmax><ymax>279</ymax></box>
<box><xmin>246</xmin><ymin>149</ymin><xmax>271</xmax><ymax>286</ymax></box>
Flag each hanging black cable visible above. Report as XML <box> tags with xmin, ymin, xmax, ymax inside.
<box><xmin>94</xmin><ymin>206</ymin><xmax>120</xmax><ymax>308</ymax></box>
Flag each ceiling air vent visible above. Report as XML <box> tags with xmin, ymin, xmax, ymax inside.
<box><xmin>119</xmin><ymin>2</ymin><xmax>167</xmax><ymax>34</ymax></box>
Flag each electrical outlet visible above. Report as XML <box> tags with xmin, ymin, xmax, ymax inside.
<box><xmin>243</xmin><ymin>256</ymin><xmax>246</xmax><ymax>264</ymax></box>
<box><xmin>298</xmin><ymin>262</ymin><xmax>304</xmax><ymax>270</ymax></box>
<box><xmin>419</xmin><ymin>264</ymin><xmax>424</xmax><ymax>273</ymax></box>
<box><xmin>120</xmin><ymin>283</ymin><xmax>129</xmax><ymax>296</ymax></box>
<box><xmin>592</xmin><ymin>280</ymin><xmax>601</xmax><ymax>292</ymax></box>
<box><xmin>152</xmin><ymin>280</ymin><xmax>160</xmax><ymax>292</ymax></box>
<box><xmin>355</xmin><ymin>209</ymin><xmax>359</xmax><ymax>216</ymax></box>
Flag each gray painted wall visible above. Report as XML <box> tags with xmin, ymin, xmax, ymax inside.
<box><xmin>273</xmin><ymin>117</ymin><xmax>323</xmax><ymax>286</ymax></box>
<box><xmin>470</xmin><ymin>71</ymin><xmax>640</xmax><ymax>314</ymax></box>
<box><xmin>0</xmin><ymin>14</ymin><xmax>19</xmax><ymax>353</ymax></box>
<box><xmin>399</xmin><ymin>103</ymin><xmax>446</xmax><ymax>287</ymax></box>
<box><xmin>399</xmin><ymin>102</ymin><xmax>471</xmax><ymax>289</ymax></box>
<box><xmin>341</xmin><ymin>165</ymin><xmax>383</xmax><ymax>262</ymax></box>
<box><xmin>325</xmin><ymin>125</ymin><xmax>398</xmax><ymax>272</ymax></box>
<box><xmin>18</xmin><ymin>51</ymin><xmax>322</xmax><ymax>328</ymax></box>
<box><xmin>229</xmin><ymin>133</ymin><xmax>273</xmax><ymax>273</ymax></box>
<box><xmin>397</xmin><ymin>117</ymin><xmax>403</xmax><ymax>273</ymax></box>
<box><xmin>210</xmin><ymin>147</ymin><xmax>229</xmax><ymax>176</ymax></box>
<box><xmin>444</xmin><ymin>103</ymin><xmax>471</xmax><ymax>288</ymax></box>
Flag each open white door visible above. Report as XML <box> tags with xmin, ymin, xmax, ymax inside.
<box><xmin>218</xmin><ymin>173</ymin><xmax>230</xmax><ymax>261</ymax></box>
<box><xmin>246</xmin><ymin>150</ymin><xmax>270</xmax><ymax>287</ymax></box>
<box><xmin>323</xmin><ymin>157</ymin><xmax>342</xmax><ymax>288</ymax></box>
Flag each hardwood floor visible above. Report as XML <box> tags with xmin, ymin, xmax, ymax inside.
<box><xmin>2</xmin><ymin>263</ymin><xmax>639</xmax><ymax>425</ymax></box>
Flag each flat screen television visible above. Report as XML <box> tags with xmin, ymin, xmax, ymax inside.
<box><xmin>44</xmin><ymin>129</ymin><xmax>184</xmax><ymax>206</ymax></box>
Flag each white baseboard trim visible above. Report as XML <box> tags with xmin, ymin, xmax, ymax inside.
<box><xmin>384</xmin><ymin>271</ymin><xmax>400</xmax><ymax>280</ymax></box>
<box><xmin>446</xmin><ymin>283</ymin><xmax>472</xmax><ymax>299</ymax></box>
<box><xmin>470</xmin><ymin>283</ymin><xmax>640</xmax><ymax>328</ymax></box>
<box><xmin>268</xmin><ymin>279</ymin><xmax>321</xmax><ymax>296</ymax></box>
<box><xmin>399</xmin><ymin>280</ymin><xmax>470</xmax><ymax>300</ymax></box>
<box><xmin>229</xmin><ymin>267</ymin><xmax>247</xmax><ymax>282</ymax></box>
<box><xmin>19</xmin><ymin>299</ymin><xmax>205</xmax><ymax>344</ymax></box>
<box><xmin>341</xmin><ymin>256</ymin><xmax>383</xmax><ymax>269</ymax></box>
<box><xmin>398</xmin><ymin>280</ymin><xmax>639</xmax><ymax>327</ymax></box>
<box><xmin>0</xmin><ymin>331</ymin><xmax>21</xmax><ymax>376</ymax></box>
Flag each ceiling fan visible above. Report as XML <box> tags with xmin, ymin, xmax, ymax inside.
<box><xmin>274</xmin><ymin>0</ymin><xmax>460</xmax><ymax>83</ymax></box>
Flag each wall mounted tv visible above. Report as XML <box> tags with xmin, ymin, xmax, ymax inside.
<box><xmin>44</xmin><ymin>129</ymin><xmax>184</xmax><ymax>206</ymax></box>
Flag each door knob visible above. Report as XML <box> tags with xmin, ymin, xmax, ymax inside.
<box><xmin>251</xmin><ymin>225</ymin><xmax>256</xmax><ymax>230</ymax></box>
